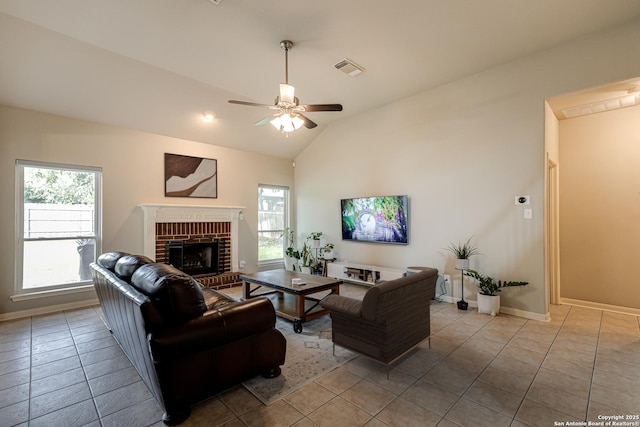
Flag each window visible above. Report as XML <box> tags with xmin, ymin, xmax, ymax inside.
<box><xmin>15</xmin><ymin>160</ymin><xmax>102</xmax><ymax>296</ymax></box>
<box><xmin>258</xmin><ymin>185</ymin><xmax>289</xmax><ymax>263</ymax></box>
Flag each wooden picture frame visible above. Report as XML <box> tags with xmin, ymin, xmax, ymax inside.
<box><xmin>164</xmin><ymin>153</ymin><xmax>217</xmax><ymax>198</ymax></box>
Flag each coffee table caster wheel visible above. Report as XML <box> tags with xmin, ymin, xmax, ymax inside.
<box><xmin>293</xmin><ymin>320</ymin><xmax>303</xmax><ymax>334</ymax></box>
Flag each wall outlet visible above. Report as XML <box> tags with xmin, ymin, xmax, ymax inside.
<box><xmin>443</xmin><ymin>274</ymin><xmax>451</xmax><ymax>283</ymax></box>
<box><xmin>239</xmin><ymin>260</ymin><xmax>246</xmax><ymax>268</ymax></box>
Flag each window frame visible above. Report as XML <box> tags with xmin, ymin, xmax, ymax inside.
<box><xmin>257</xmin><ymin>184</ymin><xmax>290</xmax><ymax>265</ymax></box>
<box><xmin>13</xmin><ymin>159</ymin><xmax>102</xmax><ymax>300</ymax></box>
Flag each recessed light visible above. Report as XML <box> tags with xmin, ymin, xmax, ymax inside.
<box><xmin>202</xmin><ymin>112</ymin><xmax>215</xmax><ymax>122</ymax></box>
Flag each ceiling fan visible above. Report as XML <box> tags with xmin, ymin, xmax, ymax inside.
<box><xmin>228</xmin><ymin>40</ymin><xmax>343</xmax><ymax>133</ymax></box>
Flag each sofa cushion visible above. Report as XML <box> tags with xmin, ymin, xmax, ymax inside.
<box><xmin>97</xmin><ymin>251</ymin><xmax>131</xmax><ymax>272</ymax></box>
<box><xmin>115</xmin><ymin>255</ymin><xmax>154</xmax><ymax>280</ymax></box>
<box><xmin>131</xmin><ymin>263</ymin><xmax>207</xmax><ymax>322</ymax></box>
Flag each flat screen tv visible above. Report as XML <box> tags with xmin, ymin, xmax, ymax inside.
<box><xmin>341</xmin><ymin>195</ymin><xmax>409</xmax><ymax>244</ymax></box>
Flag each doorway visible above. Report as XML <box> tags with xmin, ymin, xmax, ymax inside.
<box><xmin>545</xmin><ymin>76</ymin><xmax>640</xmax><ymax>314</ymax></box>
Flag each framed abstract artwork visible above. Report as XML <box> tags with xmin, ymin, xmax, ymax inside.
<box><xmin>164</xmin><ymin>153</ymin><xmax>217</xmax><ymax>198</ymax></box>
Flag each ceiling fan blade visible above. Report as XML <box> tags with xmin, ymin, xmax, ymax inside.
<box><xmin>300</xmin><ymin>104</ymin><xmax>343</xmax><ymax>112</ymax></box>
<box><xmin>228</xmin><ymin>100</ymin><xmax>276</xmax><ymax>109</ymax></box>
<box><xmin>298</xmin><ymin>113</ymin><xmax>318</xmax><ymax>129</ymax></box>
<box><xmin>255</xmin><ymin>116</ymin><xmax>274</xmax><ymax>126</ymax></box>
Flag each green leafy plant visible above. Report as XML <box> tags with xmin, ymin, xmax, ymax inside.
<box><xmin>307</xmin><ymin>231</ymin><xmax>323</xmax><ymax>240</ymax></box>
<box><xmin>464</xmin><ymin>269</ymin><xmax>529</xmax><ymax>296</ymax></box>
<box><xmin>282</xmin><ymin>227</ymin><xmax>300</xmax><ymax>259</ymax></box>
<box><xmin>285</xmin><ymin>247</ymin><xmax>300</xmax><ymax>259</ymax></box>
<box><xmin>300</xmin><ymin>242</ymin><xmax>312</xmax><ymax>267</ymax></box>
<box><xmin>446</xmin><ymin>237</ymin><xmax>480</xmax><ymax>259</ymax></box>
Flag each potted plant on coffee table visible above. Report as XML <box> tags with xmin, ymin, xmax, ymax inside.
<box><xmin>464</xmin><ymin>269</ymin><xmax>528</xmax><ymax>316</ymax></box>
<box><xmin>446</xmin><ymin>237</ymin><xmax>480</xmax><ymax>310</ymax></box>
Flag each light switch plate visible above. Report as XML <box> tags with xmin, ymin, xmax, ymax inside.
<box><xmin>524</xmin><ymin>208</ymin><xmax>533</xmax><ymax>219</ymax></box>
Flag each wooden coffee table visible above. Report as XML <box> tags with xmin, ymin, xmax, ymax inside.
<box><xmin>240</xmin><ymin>269</ymin><xmax>341</xmax><ymax>333</ymax></box>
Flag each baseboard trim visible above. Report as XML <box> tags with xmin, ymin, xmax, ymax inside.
<box><xmin>0</xmin><ymin>299</ymin><xmax>100</xmax><ymax>322</ymax></box>
<box><xmin>500</xmin><ymin>306</ymin><xmax>550</xmax><ymax>322</ymax></box>
<box><xmin>436</xmin><ymin>297</ymin><xmax>549</xmax><ymax>322</ymax></box>
<box><xmin>561</xmin><ymin>298</ymin><xmax>640</xmax><ymax>316</ymax></box>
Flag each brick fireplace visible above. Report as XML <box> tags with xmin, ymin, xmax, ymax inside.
<box><xmin>138</xmin><ymin>204</ymin><xmax>244</xmax><ymax>290</ymax></box>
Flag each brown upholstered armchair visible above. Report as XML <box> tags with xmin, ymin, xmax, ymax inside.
<box><xmin>320</xmin><ymin>268</ymin><xmax>438</xmax><ymax>367</ymax></box>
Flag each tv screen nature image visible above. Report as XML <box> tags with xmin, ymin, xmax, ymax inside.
<box><xmin>341</xmin><ymin>195</ymin><xmax>409</xmax><ymax>244</ymax></box>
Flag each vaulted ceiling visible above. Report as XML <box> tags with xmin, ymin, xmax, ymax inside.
<box><xmin>2</xmin><ymin>0</ymin><xmax>640</xmax><ymax>158</ymax></box>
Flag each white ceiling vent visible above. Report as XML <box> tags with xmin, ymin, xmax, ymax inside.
<box><xmin>334</xmin><ymin>58</ymin><xmax>365</xmax><ymax>77</ymax></box>
<box><xmin>209</xmin><ymin>0</ymin><xmax>222</xmax><ymax>4</ymax></box>
<box><xmin>561</xmin><ymin>94</ymin><xmax>640</xmax><ymax>119</ymax></box>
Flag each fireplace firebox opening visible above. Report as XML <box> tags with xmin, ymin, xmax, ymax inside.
<box><xmin>165</xmin><ymin>239</ymin><xmax>224</xmax><ymax>276</ymax></box>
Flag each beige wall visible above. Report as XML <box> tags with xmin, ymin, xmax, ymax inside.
<box><xmin>294</xmin><ymin>19</ymin><xmax>640</xmax><ymax>319</ymax></box>
<box><xmin>559</xmin><ymin>104</ymin><xmax>640</xmax><ymax>309</ymax></box>
<box><xmin>0</xmin><ymin>106</ymin><xmax>293</xmax><ymax>316</ymax></box>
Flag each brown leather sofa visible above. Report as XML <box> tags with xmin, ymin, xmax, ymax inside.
<box><xmin>320</xmin><ymin>268</ymin><xmax>437</xmax><ymax>366</ymax></box>
<box><xmin>90</xmin><ymin>252</ymin><xmax>286</xmax><ymax>425</ymax></box>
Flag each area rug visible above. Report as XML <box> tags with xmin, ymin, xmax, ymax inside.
<box><xmin>242</xmin><ymin>316</ymin><xmax>357</xmax><ymax>405</ymax></box>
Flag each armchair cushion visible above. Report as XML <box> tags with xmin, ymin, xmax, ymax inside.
<box><xmin>319</xmin><ymin>295</ymin><xmax>362</xmax><ymax>317</ymax></box>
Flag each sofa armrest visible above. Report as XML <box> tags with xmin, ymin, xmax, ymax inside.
<box><xmin>320</xmin><ymin>294</ymin><xmax>362</xmax><ymax>317</ymax></box>
<box><xmin>149</xmin><ymin>297</ymin><xmax>276</xmax><ymax>362</ymax></box>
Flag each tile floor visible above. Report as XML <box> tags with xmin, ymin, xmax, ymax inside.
<box><xmin>1</xmin><ymin>284</ymin><xmax>639</xmax><ymax>427</ymax></box>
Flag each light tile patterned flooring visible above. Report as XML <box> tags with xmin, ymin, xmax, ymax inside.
<box><xmin>1</xmin><ymin>284</ymin><xmax>639</xmax><ymax>427</ymax></box>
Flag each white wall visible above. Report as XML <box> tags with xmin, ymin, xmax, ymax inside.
<box><xmin>294</xmin><ymin>19</ymin><xmax>640</xmax><ymax>319</ymax></box>
<box><xmin>559</xmin><ymin>104</ymin><xmax>640</xmax><ymax>310</ymax></box>
<box><xmin>0</xmin><ymin>106</ymin><xmax>293</xmax><ymax>316</ymax></box>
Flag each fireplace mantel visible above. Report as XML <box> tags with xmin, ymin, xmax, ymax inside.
<box><xmin>137</xmin><ymin>204</ymin><xmax>244</xmax><ymax>272</ymax></box>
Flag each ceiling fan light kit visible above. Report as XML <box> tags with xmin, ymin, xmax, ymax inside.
<box><xmin>271</xmin><ymin>113</ymin><xmax>304</xmax><ymax>133</ymax></box>
<box><xmin>228</xmin><ymin>40</ymin><xmax>342</xmax><ymax>134</ymax></box>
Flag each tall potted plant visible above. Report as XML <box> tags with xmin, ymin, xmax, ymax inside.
<box><xmin>446</xmin><ymin>237</ymin><xmax>480</xmax><ymax>310</ymax></box>
<box><xmin>282</xmin><ymin>227</ymin><xmax>300</xmax><ymax>271</ymax></box>
<box><xmin>447</xmin><ymin>237</ymin><xmax>480</xmax><ymax>270</ymax></box>
<box><xmin>464</xmin><ymin>269</ymin><xmax>528</xmax><ymax>316</ymax></box>
<box><xmin>299</xmin><ymin>242</ymin><xmax>312</xmax><ymax>274</ymax></box>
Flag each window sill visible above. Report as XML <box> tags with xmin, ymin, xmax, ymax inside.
<box><xmin>11</xmin><ymin>284</ymin><xmax>95</xmax><ymax>302</ymax></box>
